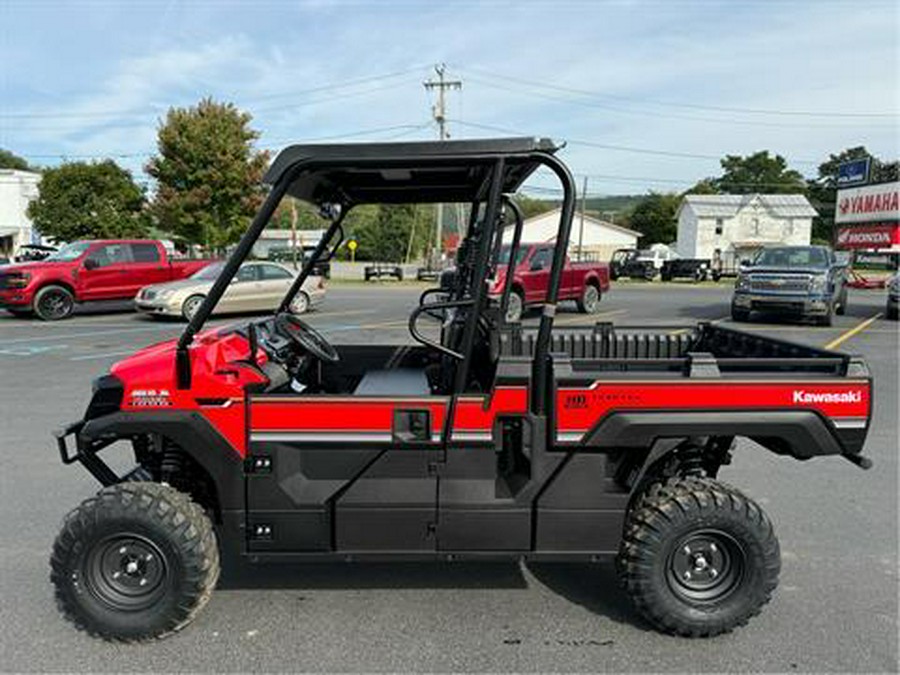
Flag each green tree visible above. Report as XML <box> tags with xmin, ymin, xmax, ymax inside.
<box><xmin>26</xmin><ymin>160</ymin><xmax>146</xmax><ymax>241</ymax></box>
<box><xmin>715</xmin><ymin>151</ymin><xmax>807</xmax><ymax>194</ymax></box>
<box><xmin>0</xmin><ymin>148</ymin><xmax>33</xmax><ymax>171</ymax></box>
<box><xmin>628</xmin><ymin>192</ymin><xmax>681</xmax><ymax>245</ymax></box>
<box><xmin>807</xmin><ymin>146</ymin><xmax>899</xmax><ymax>242</ymax></box>
<box><xmin>683</xmin><ymin>178</ymin><xmax>719</xmax><ymax>195</ymax></box>
<box><xmin>512</xmin><ymin>194</ymin><xmax>556</xmax><ymax>219</ymax></box>
<box><xmin>146</xmin><ymin>98</ymin><xmax>269</xmax><ymax>252</ymax></box>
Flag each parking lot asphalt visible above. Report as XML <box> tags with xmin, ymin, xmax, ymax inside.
<box><xmin>0</xmin><ymin>282</ymin><xmax>897</xmax><ymax>673</ymax></box>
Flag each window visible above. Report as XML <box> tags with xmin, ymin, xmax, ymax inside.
<box><xmin>530</xmin><ymin>248</ymin><xmax>552</xmax><ymax>271</ymax></box>
<box><xmin>130</xmin><ymin>243</ymin><xmax>161</xmax><ymax>263</ymax></box>
<box><xmin>235</xmin><ymin>265</ymin><xmax>259</xmax><ymax>282</ymax></box>
<box><xmin>752</xmin><ymin>218</ymin><xmax>760</xmax><ymax>236</ymax></box>
<box><xmin>259</xmin><ymin>264</ymin><xmax>293</xmax><ymax>280</ymax></box>
<box><xmin>785</xmin><ymin>218</ymin><xmax>794</xmax><ymax>235</ymax></box>
<box><xmin>715</xmin><ymin>218</ymin><xmax>724</xmax><ymax>236</ymax></box>
<box><xmin>86</xmin><ymin>244</ymin><xmax>131</xmax><ymax>268</ymax></box>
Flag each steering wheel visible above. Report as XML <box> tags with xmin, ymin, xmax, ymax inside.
<box><xmin>274</xmin><ymin>313</ymin><xmax>340</xmax><ymax>363</ymax></box>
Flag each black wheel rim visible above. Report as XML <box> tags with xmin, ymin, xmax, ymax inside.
<box><xmin>584</xmin><ymin>286</ymin><xmax>599</xmax><ymax>312</ymax></box>
<box><xmin>40</xmin><ymin>290</ymin><xmax>71</xmax><ymax>319</ymax></box>
<box><xmin>666</xmin><ymin>529</ymin><xmax>744</xmax><ymax>604</ymax></box>
<box><xmin>83</xmin><ymin>535</ymin><xmax>170</xmax><ymax>611</ymax></box>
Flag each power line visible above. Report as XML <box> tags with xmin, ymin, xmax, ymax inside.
<box><xmin>0</xmin><ymin>66</ymin><xmax>429</xmax><ymax>120</ymax></box>
<box><xmin>454</xmin><ymin>64</ymin><xmax>899</xmax><ymax>119</ymax></box>
<box><xmin>448</xmin><ymin>118</ymin><xmax>820</xmax><ymax>166</ymax></box>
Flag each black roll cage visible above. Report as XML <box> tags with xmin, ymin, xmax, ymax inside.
<box><xmin>175</xmin><ymin>138</ymin><xmax>577</xmax><ymax>404</ymax></box>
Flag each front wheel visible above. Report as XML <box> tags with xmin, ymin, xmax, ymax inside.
<box><xmin>50</xmin><ymin>482</ymin><xmax>219</xmax><ymax>642</ymax></box>
<box><xmin>181</xmin><ymin>295</ymin><xmax>205</xmax><ymax>321</ymax></box>
<box><xmin>34</xmin><ymin>285</ymin><xmax>75</xmax><ymax>321</ymax></box>
<box><xmin>835</xmin><ymin>289</ymin><xmax>848</xmax><ymax>316</ymax></box>
<box><xmin>618</xmin><ymin>477</ymin><xmax>780</xmax><ymax>637</ymax></box>
<box><xmin>576</xmin><ymin>284</ymin><xmax>601</xmax><ymax>314</ymax></box>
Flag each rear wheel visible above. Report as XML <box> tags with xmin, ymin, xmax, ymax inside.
<box><xmin>181</xmin><ymin>295</ymin><xmax>205</xmax><ymax>321</ymax></box>
<box><xmin>618</xmin><ymin>477</ymin><xmax>780</xmax><ymax>637</ymax></box>
<box><xmin>50</xmin><ymin>482</ymin><xmax>219</xmax><ymax>642</ymax></box>
<box><xmin>34</xmin><ymin>285</ymin><xmax>75</xmax><ymax>321</ymax></box>
<box><xmin>290</xmin><ymin>291</ymin><xmax>310</xmax><ymax>315</ymax></box>
<box><xmin>576</xmin><ymin>283</ymin><xmax>601</xmax><ymax>314</ymax></box>
<box><xmin>505</xmin><ymin>290</ymin><xmax>524</xmax><ymax>323</ymax></box>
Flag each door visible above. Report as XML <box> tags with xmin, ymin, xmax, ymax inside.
<box><xmin>436</xmin><ymin>388</ymin><xmax>565</xmax><ymax>552</ymax></box>
<box><xmin>128</xmin><ymin>243</ymin><xmax>170</xmax><ymax>291</ymax></box>
<box><xmin>79</xmin><ymin>243</ymin><xmax>134</xmax><ymax>300</ymax></box>
<box><xmin>218</xmin><ymin>264</ymin><xmax>261</xmax><ymax>313</ymax></box>
<box><xmin>256</xmin><ymin>263</ymin><xmax>294</xmax><ymax>311</ymax></box>
<box><xmin>521</xmin><ymin>247</ymin><xmax>552</xmax><ymax>304</ymax></box>
<box><xmin>244</xmin><ymin>351</ymin><xmax>449</xmax><ymax>553</ymax></box>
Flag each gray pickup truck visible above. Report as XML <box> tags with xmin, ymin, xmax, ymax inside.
<box><xmin>731</xmin><ymin>245</ymin><xmax>848</xmax><ymax>326</ymax></box>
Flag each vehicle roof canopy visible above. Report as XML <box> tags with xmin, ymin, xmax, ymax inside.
<box><xmin>263</xmin><ymin>137</ymin><xmax>558</xmax><ymax>205</ymax></box>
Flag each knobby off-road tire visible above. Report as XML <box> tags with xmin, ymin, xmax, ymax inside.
<box><xmin>50</xmin><ymin>482</ymin><xmax>219</xmax><ymax>642</ymax></box>
<box><xmin>618</xmin><ymin>477</ymin><xmax>780</xmax><ymax>637</ymax></box>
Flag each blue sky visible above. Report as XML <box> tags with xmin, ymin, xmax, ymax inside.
<box><xmin>1</xmin><ymin>0</ymin><xmax>897</xmax><ymax>196</ymax></box>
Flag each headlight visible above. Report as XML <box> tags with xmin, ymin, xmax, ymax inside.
<box><xmin>809</xmin><ymin>274</ymin><xmax>828</xmax><ymax>293</ymax></box>
<box><xmin>735</xmin><ymin>275</ymin><xmax>750</xmax><ymax>290</ymax></box>
<box><xmin>157</xmin><ymin>289</ymin><xmax>176</xmax><ymax>300</ymax></box>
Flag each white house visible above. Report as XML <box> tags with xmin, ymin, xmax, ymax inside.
<box><xmin>251</xmin><ymin>228</ymin><xmax>327</xmax><ymax>259</ymax></box>
<box><xmin>0</xmin><ymin>169</ymin><xmax>41</xmax><ymax>257</ymax></box>
<box><xmin>503</xmin><ymin>208</ymin><xmax>641</xmax><ymax>261</ymax></box>
<box><xmin>675</xmin><ymin>194</ymin><xmax>816</xmax><ymax>262</ymax></box>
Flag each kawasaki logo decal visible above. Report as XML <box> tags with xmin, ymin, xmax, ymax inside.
<box><xmin>792</xmin><ymin>390</ymin><xmax>862</xmax><ymax>404</ymax></box>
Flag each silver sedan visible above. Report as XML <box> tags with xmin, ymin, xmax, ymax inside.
<box><xmin>135</xmin><ymin>261</ymin><xmax>326</xmax><ymax>320</ymax></box>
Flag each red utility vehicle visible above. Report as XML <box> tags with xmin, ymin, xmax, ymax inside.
<box><xmin>490</xmin><ymin>242</ymin><xmax>609</xmax><ymax>321</ymax></box>
<box><xmin>0</xmin><ymin>240</ymin><xmax>210</xmax><ymax>320</ymax></box>
<box><xmin>51</xmin><ymin>139</ymin><xmax>872</xmax><ymax>642</ymax></box>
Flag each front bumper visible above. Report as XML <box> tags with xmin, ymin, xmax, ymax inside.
<box><xmin>732</xmin><ymin>291</ymin><xmax>832</xmax><ymax>316</ymax></box>
<box><xmin>135</xmin><ymin>299</ymin><xmax>180</xmax><ymax>316</ymax></box>
<box><xmin>0</xmin><ymin>288</ymin><xmax>33</xmax><ymax>309</ymax></box>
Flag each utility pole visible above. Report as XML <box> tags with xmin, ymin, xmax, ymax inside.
<box><xmin>424</xmin><ymin>64</ymin><xmax>461</xmax><ymax>264</ymax></box>
<box><xmin>577</xmin><ymin>176</ymin><xmax>588</xmax><ymax>261</ymax></box>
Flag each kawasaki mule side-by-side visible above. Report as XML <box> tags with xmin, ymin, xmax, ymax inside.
<box><xmin>50</xmin><ymin>138</ymin><xmax>873</xmax><ymax>641</ymax></box>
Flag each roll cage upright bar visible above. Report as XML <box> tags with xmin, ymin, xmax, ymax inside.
<box><xmin>174</xmin><ymin>139</ymin><xmax>577</xmax><ymax>398</ymax></box>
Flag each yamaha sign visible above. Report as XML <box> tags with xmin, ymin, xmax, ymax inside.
<box><xmin>835</xmin><ymin>181</ymin><xmax>900</xmax><ymax>225</ymax></box>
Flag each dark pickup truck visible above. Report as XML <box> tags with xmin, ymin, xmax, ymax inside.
<box><xmin>731</xmin><ymin>245</ymin><xmax>849</xmax><ymax>326</ymax></box>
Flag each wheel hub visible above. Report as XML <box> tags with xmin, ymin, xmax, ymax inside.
<box><xmin>85</xmin><ymin>535</ymin><xmax>169</xmax><ymax>610</ymax></box>
<box><xmin>667</xmin><ymin>530</ymin><xmax>743</xmax><ymax>603</ymax></box>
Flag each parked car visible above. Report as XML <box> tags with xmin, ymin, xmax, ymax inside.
<box><xmin>490</xmin><ymin>242</ymin><xmax>610</xmax><ymax>322</ymax></box>
<box><xmin>620</xmin><ymin>247</ymin><xmax>678</xmax><ymax>280</ymax></box>
<box><xmin>731</xmin><ymin>245</ymin><xmax>848</xmax><ymax>326</ymax></box>
<box><xmin>136</xmin><ymin>261</ymin><xmax>325</xmax><ymax>320</ymax></box>
<box><xmin>0</xmin><ymin>240</ymin><xmax>213</xmax><ymax>320</ymax></box>
<box><xmin>609</xmin><ymin>248</ymin><xmax>637</xmax><ymax>280</ymax></box>
<box><xmin>660</xmin><ymin>258</ymin><xmax>710</xmax><ymax>282</ymax></box>
<box><xmin>887</xmin><ymin>273</ymin><xmax>899</xmax><ymax>320</ymax></box>
<box><xmin>268</xmin><ymin>245</ymin><xmax>331</xmax><ymax>278</ymax></box>
<box><xmin>364</xmin><ymin>263</ymin><xmax>403</xmax><ymax>281</ymax></box>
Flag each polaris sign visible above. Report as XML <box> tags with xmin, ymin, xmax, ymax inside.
<box><xmin>837</xmin><ymin>158</ymin><xmax>870</xmax><ymax>187</ymax></box>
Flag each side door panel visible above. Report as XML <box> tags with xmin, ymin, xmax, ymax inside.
<box><xmin>127</xmin><ymin>243</ymin><xmax>170</xmax><ymax>293</ymax></box>
<box><xmin>246</xmin><ymin>394</ymin><xmax>448</xmax><ymax>553</ymax></box>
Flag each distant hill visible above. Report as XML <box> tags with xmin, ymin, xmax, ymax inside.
<box><xmin>583</xmin><ymin>195</ymin><xmax>644</xmax><ymax>220</ymax></box>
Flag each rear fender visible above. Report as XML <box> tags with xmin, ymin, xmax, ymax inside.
<box><xmin>584</xmin><ymin>409</ymin><xmax>866</xmax><ymax>462</ymax></box>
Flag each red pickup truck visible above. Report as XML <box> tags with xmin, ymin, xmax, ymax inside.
<box><xmin>490</xmin><ymin>242</ymin><xmax>610</xmax><ymax>321</ymax></box>
<box><xmin>0</xmin><ymin>240</ymin><xmax>211</xmax><ymax>320</ymax></box>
